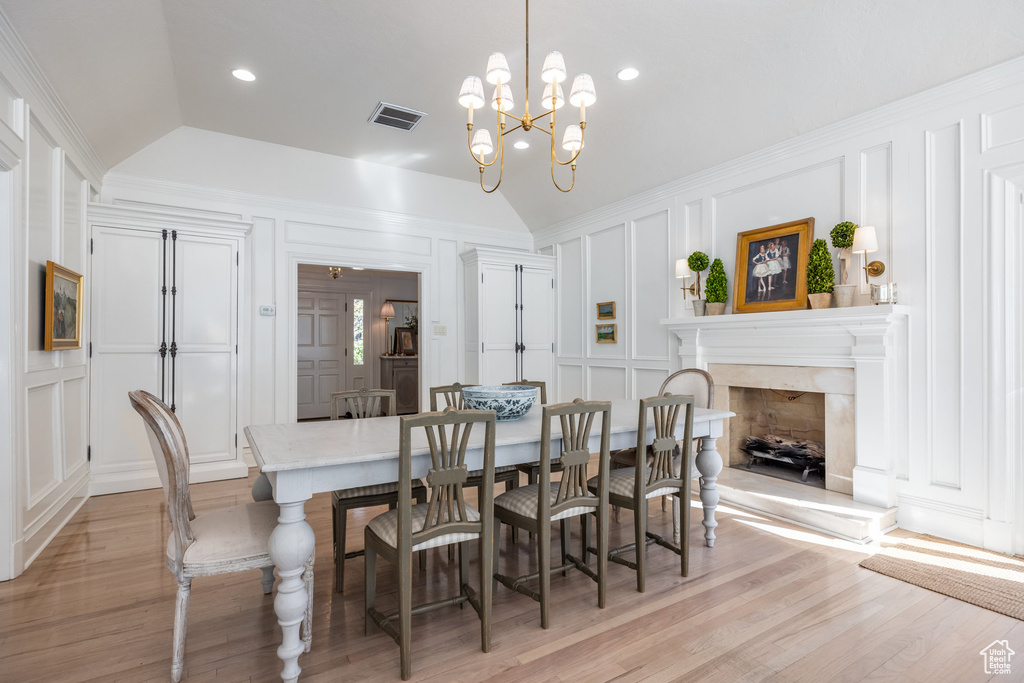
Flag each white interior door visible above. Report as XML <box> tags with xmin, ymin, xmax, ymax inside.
<box><xmin>170</xmin><ymin>233</ymin><xmax>237</xmax><ymax>464</ymax></box>
<box><xmin>297</xmin><ymin>291</ymin><xmax>345</xmax><ymax>419</ymax></box>
<box><xmin>89</xmin><ymin>226</ymin><xmax>166</xmax><ymax>481</ymax></box>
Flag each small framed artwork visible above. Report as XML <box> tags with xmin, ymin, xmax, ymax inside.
<box><xmin>595</xmin><ymin>324</ymin><xmax>617</xmax><ymax>343</ymax></box>
<box><xmin>596</xmin><ymin>301</ymin><xmax>616</xmax><ymax>320</ymax></box>
<box><xmin>394</xmin><ymin>326</ymin><xmax>417</xmax><ymax>355</ymax></box>
<box><xmin>44</xmin><ymin>260</ymin><xmax>83</xmax><ymax>351</ymax></box>
<box><xmin>732</xmin><ymin>217</ymin><xmax>814</xmax><ymax>314</ymax></box>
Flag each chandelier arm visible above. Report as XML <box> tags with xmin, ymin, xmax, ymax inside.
<box><xmin>549</xmin><ymin>156</ymin><xmax>575</xmax><ymax>193</ymax></box>
<box><xmin>502</xmin><ymin>122</ymin><xmax>525</xmax><ymax>136</ymax></box>
<box><xmin>480</xmin><ymin>142</ymin><xmax>505</xmax><ymax>194</ymax></box>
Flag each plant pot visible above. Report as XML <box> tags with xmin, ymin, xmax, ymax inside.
<box><xmin>833</xmin><ymin>284</ymin><xmax>856</xmax><ymax>308</ymax></box>
<box><xmin>692</xmin><ymin>299</ymin><xmax>707</xmax><ymax>316</ymax></box>
<box><xmin>808</xmin><ymin>292</ymin><xmax>832</xmax><ymax>309</ymax></box>
<box><xmin>706</xmin><ymin>302</ymin><xmax>726</xmax><ymax>316</ymax></box>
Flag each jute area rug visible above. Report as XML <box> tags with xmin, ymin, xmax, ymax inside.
<box><xmin>860</xmin><ymin>535</ymin><xmax>1024</xmax><ymax>620</ymax></box>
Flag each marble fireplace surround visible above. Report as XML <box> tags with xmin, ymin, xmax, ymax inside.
<box><xmin>661</xmin><ymin>305</ymin><xmax>910</xmax><ymax>509</ymax></box>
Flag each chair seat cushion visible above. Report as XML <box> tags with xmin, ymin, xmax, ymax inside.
<box><xmin>494</xmin><ymin>483</ymin><xmax>594</xmax><ymax>522</ymax></box>
<box><xmin>367</xmin><ymin>503</ymin><xmax>481</xmax><ymax>551</ymax></box>
<box><xmin>332</xmin><ymin>479</ymin><xmax>425</xmax><ymax>501</ymax></box>
<box><xmin>588</xmin><ymin>467</ymin><xmax>679</xmax><ymax>500</ymax></box>
<box><xmin>175</xmin><ymin>500</ymin><xmax>277</xmax><ymax>572</ymax></box>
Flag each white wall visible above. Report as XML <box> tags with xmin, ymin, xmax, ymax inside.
<box><xmin>0</xmin><ymin>17</ymin><xmax>104</xmax><ymax>579</ymax></box>
<box><xmin>536</xmin><ymin>57</ymin><xmax>1024</xmax><ymax>554</ymax></box>
<box><xmin>101</xmin><ymin>129</ymin><xmax>534</xmax><ymax>444</ymax></box>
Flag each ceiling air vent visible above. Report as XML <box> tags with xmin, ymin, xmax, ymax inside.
<box><xmin>369</xmin><ymin>102</ymin><xmax>427</xmax><ymax>131</ymax></box>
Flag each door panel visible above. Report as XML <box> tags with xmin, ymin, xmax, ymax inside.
<box><xmin>347</xmin><ymin>293</ymin><xmax>371</xmax><ymax>390</ymax></box>
<box><xmin>296</xmin><ymin>291</ymin><xmax>346</xmax><ymax>419</ymax></box>
<box><xmin>480</xmin><ymin>265</ymin><xmax>517</xmax><ymax>383</ymax></box>
<box><xmin>521</xmin><ymin>266</ymin><xmax>554</xmax><ymax>385</ymax></box>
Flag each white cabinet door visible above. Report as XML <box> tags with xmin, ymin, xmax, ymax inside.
<box><xmin>90</xmin><ymin>225</ymin><xmax>240</xmax><ymax>493</ymax></box>
<box><xmin>171</xmin><ymin>233</ymin><xmax>237</xmax><ymax>464</ymax></box>
<box><xmin>480</xmin><ymin>263</ymin><xmax>517</xmax><ymax>385</ymax></box>
<box><xmin>89</xmin><ymin>227</ymin><xmax>166</xmax><ymax>484</ymax></box>
<box><xmin>520</xmin><ymin>266</ymin><xmax>553</xmax><ymax>386</ymax></box>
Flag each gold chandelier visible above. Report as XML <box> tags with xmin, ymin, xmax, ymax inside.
<box><xmin>458</xmin><ymin>0</ymin><xmax>596</xmax><ymax>193</ymax></box>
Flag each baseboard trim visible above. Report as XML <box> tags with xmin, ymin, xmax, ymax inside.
<box><xmin>88</xmin><ymin>461</ymin><xmax>249</xmax><ymax>496</ymax></box>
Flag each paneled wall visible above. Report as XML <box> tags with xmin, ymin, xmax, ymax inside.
<box><xmin>100</xmin><ymin>130</ymin><xmax>534</xmax><ymax>444</ymax></box>
<box><xmin>536</xmin><ymin>58</ymin><xmax>1024</xmax><ymax>554</ymax></box>
<box><xmin>0</xmin><ymin>21</ymin><xmax>104</xmax><ymax>579</ymax></box>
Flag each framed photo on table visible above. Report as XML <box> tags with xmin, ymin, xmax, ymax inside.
<box><xmin>44</xmin><ymin>260</ymin><xmax>83</xmax><ymax>350</ymax></box>
<box><xmin>732</xmin><ymin>217</ymin><xmax>814</xmax><ymax>313</ymax></box>
<box><xmin>394</xmin><ymin>326</ymin><xmax>417</xmax><ymax>355</ymax></box>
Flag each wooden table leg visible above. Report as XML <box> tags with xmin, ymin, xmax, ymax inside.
<box><xmin>695</xmin><ymin>435</ymin><xmax>723</xmax><ymax>547</ymax></box>
<box><xmin>269</xmin><ymin>500</ymin><xmax>316</xmax><ymax>683</ymax></box>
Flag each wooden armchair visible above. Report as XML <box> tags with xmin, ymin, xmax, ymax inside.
<box><xmin>330</xmin><ymin>388</ymin><xmax>426</xmax><ymax>593</ymax></box>
<box><xmin>128</xmin><ymin>390</ymin><xmax>313</xmax><ymax>682</ymax></box>
<box><xmin>365</xmin><ymin>408</ymin><xmax>496</xmax><ymax>680</ymax></box>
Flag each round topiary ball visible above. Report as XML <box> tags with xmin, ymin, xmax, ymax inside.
<box><xmin>687</xmin><ymin>251</ymin><xmax>709</xmax><ymax>272</ymax></box>
<box><xmin>830</xmin><ymin>221</ymin><xmax>858</xmax><ymax>250</ymax></box>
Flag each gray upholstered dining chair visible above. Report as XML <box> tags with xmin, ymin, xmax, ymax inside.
<box><xmin>364</xmin><ymin>407</ymin><xmax>496</xmax><ymax>680</ymax></box>
<box><xmin>493</xmin><ymin>399</ymin><xmax>610</xmax><ymax>628</ymax></box>
<box><xmin>588</xmin><ymin>393</ymin><xmax>695</xmax><ymax>592</ymax></box>
<box><xmin>330</xmin><ymin>387</ymin><xmax>426</xmax><ymax>593</ymax></box>
<box><xmin>129</xmin><ymin>390</ymin><xmax>313</xmax><ymax>683</ymax></box>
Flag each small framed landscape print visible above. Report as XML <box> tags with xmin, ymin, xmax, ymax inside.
<box><xmin>732</xmin><ymin>217</ymin><xmax>814</xmax><ymax>314</ymax></box>
<box><xmin>44</xmin><ymin>260</ymin><xmax>83</xmax><ymax>351</ymax></box>
<box><xmin>595</xmin><ymin>324</ymin><xmax>617</xmax><ymax>343</ymax></box>
<box><xmin>596</xmin><ymin>301</ymin><xmax>616</xmax><ymax>320</ymax></box>
<box><xmin>394</xmin><ymin>326</ymin><xmax>417</xmax><ymax>355</ymax></box>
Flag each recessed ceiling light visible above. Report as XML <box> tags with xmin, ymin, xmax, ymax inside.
<box><xmin>232</xmin><ymin>68</ymin><xmax>256</xmax><ymax>82</ymax></box>
<box><xmin>616</xmin><ymin>67</ymin><xmax>639</xmax><ymax>81</ymax></box>
<box><xmin>350</xmin><ymin>267</ymin><xmax>365</xmax><ymax>271</ymax></box>
<box><xmin>514</xmin><ymin>140</ymin><xmax>529</xmax><ymax>150</ymax></box>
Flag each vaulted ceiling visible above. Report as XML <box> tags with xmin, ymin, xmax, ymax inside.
<box><xmin>2</xmin><ymin>0</ymin><xmax>1022</xmax><ymax>231</ymax></box>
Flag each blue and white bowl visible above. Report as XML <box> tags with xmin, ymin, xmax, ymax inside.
<box><xmin>461</xmin><ymin>385</ymin><xmax>539</xmax><ymax>421</ymax></box>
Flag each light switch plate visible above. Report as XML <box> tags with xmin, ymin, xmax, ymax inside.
<box><xmin>432</xmin><ymin>324</ymin><xmax>447</xmax><ymax>336</ymax></box>
<box><xmin>259</xmin><ymin>305</ymin><xmax>276</xmax><ymax>317</ymax></box>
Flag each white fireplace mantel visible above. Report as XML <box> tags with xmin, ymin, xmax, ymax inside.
<box><xmin>661</xmin><ymin>305</ymin><xmax>910</xmax><ymax>509</ymax></box>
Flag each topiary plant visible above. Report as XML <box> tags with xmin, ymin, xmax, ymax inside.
<box><xmin>830</xmin><ymin>221</ymin><xmax>857</xmax><ymax>250</ymax></box>
<box><xmin>687</xmin><ymin>251</ymin><xmax>709</xmax><ymax>299</ymax></box>
<box><xmin>705</xmin><ymin>258</ymin><xmax>728</xmax><ymax>303</ymax></box>
<box><xmin>807</xmin><ymin>238</ymin><xmax>835</xmax><ymax>294</ymax></box>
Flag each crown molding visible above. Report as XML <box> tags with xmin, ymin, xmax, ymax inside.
<box><xmin>534</xmin><ymin>56</ymin><xmax>1024</xmax><ymax>244</ymax></box>
<box><xmin>0</xmin><ymin>8</ymin><xmax>106</xmax><ymax>185</ymax></box>
<box><xmin>102</xmin><ymin>171</ymin><xmax>535</xmax><ymax>249</ymax></box>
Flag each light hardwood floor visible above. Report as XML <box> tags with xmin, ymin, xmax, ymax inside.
<box><xmin>1</xmin><ymin>470</ymin><xmax>1020</xmax><ymax>682</ymax></box>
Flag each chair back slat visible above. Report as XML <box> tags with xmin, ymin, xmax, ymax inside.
<box><xmin>634</xmin><ymin>394</ymin><xmax>695</xmax><ymax>496</ymax></box>
<box><xmin>400</xmin><ymin>408</ymin><xmax>495</xmax><ymax>550</ymax></box>
<box><xmin>502</xmin><ymin>379</ymin><xmax>548</xmax><ymax>404</ymax></box>
<box><xmin>539</xmin><ymin>399</ymin><xmax>611</xmax><ymax>515</ymax></box>
<box><xmin>128</xmin><ymin>390</ymin><xmax>195</xmax><ymax>577</ymax></box>
<box><xmin>331</xmin><ymin>388</ymin><xmax>396</xmax><ymax>420</ymax></box>
<box><xmin>428</xmin><ymin>382</ymin><xmax>479</xmax><ymax>411</ymax></box>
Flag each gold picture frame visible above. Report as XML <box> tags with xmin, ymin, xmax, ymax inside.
<box><xmin>45</xmin><ymin>260</ymin><xmax>84</xmax><ymax>350</ymax></box>
<box><xmin>595</xmin><ymin>324</ymin><xmax>617</xmax><ymax>343</ymax></box>
<box><xmin>732</xmin><ymin>217</ymin><xmax>814</xmax><ymax>314</ymax></box>
<box><xmin>596</xmin><ymin>301</ymin><xmax>616</xmax><ymax>320</ymax></box>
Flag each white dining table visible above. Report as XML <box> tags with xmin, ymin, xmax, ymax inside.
<box><xmin>245</xmin><ymin>398</ymin><xmax>733</xmax><ymax>683</ymax></box>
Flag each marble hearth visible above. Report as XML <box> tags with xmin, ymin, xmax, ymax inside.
<box><xmin>663</xmin><ymin>306</ymin><xmax>909</xmax><ymax>540</ymax></box>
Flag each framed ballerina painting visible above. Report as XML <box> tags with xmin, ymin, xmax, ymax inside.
<box><xmin>732</xmin><ymin>217</ymin><xmax>814</xmax><ymax>313</ymax></box>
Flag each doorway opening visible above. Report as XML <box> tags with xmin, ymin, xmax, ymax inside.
<box><xmin>296</xmin><ymin>264</ymin><xmax>419</xmax><ymax>420</ymax></box>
